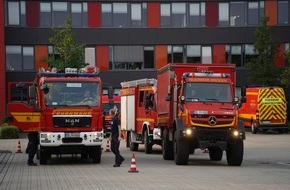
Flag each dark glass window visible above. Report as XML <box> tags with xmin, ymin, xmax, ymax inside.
<box><xmin>172</xmin><ymin>3</ymin><xmax>186</xmax><ymax>27</ymax></box>
<box><xmin>102</xmin><ymin>4</ymin><xmax>112</xmax><ymax>27</ymax></box>
<box><xmin>248</xmin><ymin>1</ymin><xmax>264</xmax><ymax>26</ymax></box>
<box><xmin>144</xmin><ymin>46</ymin><xmax>154</xmax><ymax>68</ymax></box>
<box><xmin>40</xmin><ymin>2</ymin><xmax>52</xmax><ymax>27</ymax></box>
<box><xmin>6</xmin><ymin>46</ymin><xmax>34</xmax><ymax>71</ymax></box>
<box><xmin>113</xmin><ymin>3</ymin><xmax>128</xmax><ymax>27</ymax></box>
<box><xmin>278</xmin><ymin>1</ymin><xmax>288</xmax><ymax>25</ymax></box>
<box><xmin>160</xmin><ymin>4</ymin><xmax>171</xmax><ymax>27</ymax></box>
<box><xmin>52</xmin><ymin>2</ymin><xmax>68</xmax><ymax>27</ymax></box>
<box><xmin>219</xmin><ymin>3</ymin><xmax>229</xmax><ymax>26</ymax></box>
<box><xmin>186</xmin><ymin>45</ymin><xmax>201</xmax><ymax>63</ymax></box>
<box><xmin>230</xmin><ymin>2</ymin><xmax>245</xmax><ymax>26</ymax></box>
<box><xmin>189</xmin><ymin>3</ymin><xmax>205</xmax><ymax>27</ymax></box>
<box><xmin>71</xmin><ymin>3</ymin><xmax>87</xmax><ymax>27</ymax></box>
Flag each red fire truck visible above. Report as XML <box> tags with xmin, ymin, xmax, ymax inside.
<box><xmin>8</xmin><ymin>67</ymin><xmax>106</xmax><ymax>164</ymax></box>
<box><xmin>157</xmin><ymin>63</ymin><xmax>246</xmax><ymax>166</ymax></box>
<box><xmin>102</xmin><ymin>94</ymin><xmax>121</xmax><ymax>137</ymax></box>
<box><xmin>120</xmin><ymin>78</ymin><xmax>161</xmax><ymax>154</ymax></box>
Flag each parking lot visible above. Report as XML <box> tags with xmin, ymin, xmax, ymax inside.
<box><xmin>0</xmin><ymin>131</ymin><xmax>290</xmax><ymax>190</ymax></box>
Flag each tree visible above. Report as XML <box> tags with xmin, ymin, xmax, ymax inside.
<box><xmin>245</xmin><ymin>16</ymin><xmax>281</xmax><ymax>86</ymax></box>
<box><xmin>42</xmin><ymin>18</ymin><xmax>87</xmax><ymax>71</ymax></box>
<box><xmin>280</xmin><ymin>51</ymin><xmax>290</xmax><ymax>87</ymax></box>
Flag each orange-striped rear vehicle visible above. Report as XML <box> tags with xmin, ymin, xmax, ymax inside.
<box><xmin>238</xmin><ymin>86</ymin><xmax>288</xmax><ymax>134</ymax></box>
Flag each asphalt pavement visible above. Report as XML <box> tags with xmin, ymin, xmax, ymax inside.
<box><xmin>0</xmin><ymin>131</ymin><xmax>290</xmax><ymax>190</ymax></box>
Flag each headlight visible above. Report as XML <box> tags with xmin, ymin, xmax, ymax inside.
<box><xmin>232</xmin><ymin>130</ymin><xmax>239</xmax><ymax>137</ymax></box>
<box><xmin>93</xmin><ymin>132</ymin><xmax>103</xmax><ymax>138</ymax></box>
<box><xmin>41</xmin><ymin>133</ymin><xmax>52</xmax><ymax>139</ymax></box>
<box><xmin>185</xmin><ymin>128</ymin><xmax>192</xmax><ymax>136</ymax></box>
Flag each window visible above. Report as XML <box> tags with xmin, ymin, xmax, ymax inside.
<box><xmin>230</xmin><ymin>2</ymin><xmax>245</xmax><ymax>26</ymax></box>
<box><xmin>7</xmin><ymin>1</ymin><xmax>25</xmax><ymax>26</ymax></box>
<box><xmin>144</xmin><ymin>46</ymin><xmax>154</xmax><ymax>68</ymax></box>
<box><xmin>244</xmin><ymin>44</ymin><xmax>258</xmax><ymax>65</ymax></box>
<box><xmin>52</xmin><ymin>2</ymin><xmax>68</xmax><ymax>27</ymax></box>
<box><xmin>189</xmin><ymin>3</ymin><xmax>205</xmax><ymax>27</ymax></box>
<box><xmin>186</xmin><ymin>45</ymin><xmax>201</xmax><ymax>63</ymax></box>
<box><xmin>226</xmin><ymin>45</ymin><xmax>242</xmax><ymax>67</ymax></box>
<box><xmin>112</xmin><ymin>46</ymin><xmax>143</xmax><ymax>70</ymax></box>
<box><xmin>219</xmin><ymin>3</ymin><xmax>229</xmax><ymax>26</ymax></box>
<box><xmin>172</xmin><ymin>3</ymin><xmax>186</xmax><ymax>27</ymax></box>
<box><xmin>40</xmin><ymin>2</ymin><xmax>52</xmax><ymax>27</ymax></box>
<box><xmin>101</xmin><ymin>4</ymin><xmax>112</xmax><ymax>27</ymax></box>
<box><xmin>6</xmin><ymin>46</ymin><xmax>34</xmax><ymax>71</ymax></box>
<box><xmin>202</xmin><ymin>46</ymin><xmax>212</xmax><ymax>63</ymax></box>
<box><xmin>160</xmin><ymin>4</ymin><xmax>171</xmax><ymax>27</ymax></box>
<box><xmin>248</xmin><ymin>1</ymin><xmax>264</xmax><ymax>26</ymax></box>
<box><xmin>71</xmin><ymin>3</ymin><xmax>88</xmax><ymax>27</ymax></box>
<box><xmin>113</xmin><ymin>3</ymin><xmax>128</xmax><ymax>27</ymax></box>
<box><xmin>85</xmin><ymin>47</ymin><xmax>96</xmax><ymax>67</ymax></box>
<box><xmin>278</xmin><ymin>1</ymin><xmax>288</xmax><ymax>25</ymax></box>
<box><xmin>131</xmin><ymin>4</ymin><xmax>142</xmax><ymax>27</ymax></box>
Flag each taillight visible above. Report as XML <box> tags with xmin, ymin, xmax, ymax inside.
<box><xmin>256</xmin><ymin>111</ymin><xmax>259</xmax><ymax>121</ymax></box>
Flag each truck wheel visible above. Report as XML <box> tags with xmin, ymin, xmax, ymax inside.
<box><xmin>162</xmin><ymin>129</ymin><xmax>174</xmax><ymax>160</ymax></box>
<box><xmin>209</xmin><ymin>147</ymin><xmax>223</xmax><ymax>161</ymax></box>
<box><xmin>144</xmin><ymin>131</ymin><xmax>152</xmax><ymax>154</ymax></box>
<box><xmin>174</xmin><ymin>131</ymin><xmax>189</xmax><ymax>165</ymax></box>
<box><xmin>92</xmin><ymin>146</ymin><xmax>101</xmax><ymax>163</ymax></box>
<box><xmin>251</xmin><ymin>123</ymin><xmax>257</xmax><ymax>134</ymax></box>
<box><xmin>129</xmin><ymin>132</ymin><xmax>139</xmax><ymax>151</ymax></box>
<box><xmin>226</xmin><ymin>140</ymin><xmax>244</xmax><ymax>166</ymax></box>
<box><xmin>39</xmin><ymin>147</ymin><xmax>48</xmax><ymax>165</ymax></box>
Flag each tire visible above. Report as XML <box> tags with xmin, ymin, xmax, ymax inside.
<box><xmin>92</xmin><ymin>146</ymin><xmax>101</xmax><ymax>163</ymax></box>
<box><xmin>226</xmin><ymin>140</ymin><xmax>244</xmax><ymax>166</ymax></box>
<box><xmin>209</xmin><ymin>147</ymin><xmax>223</xmax><ymax>161</ymax></box>
<box><xmin>129</xmin><ymin>132</ymin><xmax>139</xmax><ymax>151</ymax></box>
<box><xmin>251</xmin><ymin>123</ymin><xmax>257</xmax><ymax>134</ymax></box>
<box><xmin>162</xmin><ymin>129</ymin><xmax>174</xmax><ymax>160</ymax></box>
<box><xmin>144</xmin><ymin>131</ymin><xmax>152</xmax><ymax>154</ymax></box>
<box><xmin>39</xmin><ymin>146</ymin><xmax>48</xmax><ymax>165</ymax></box>
<box><xmin>174</xmin><ymin>131</ymin><xmax>189</xmax><ymax>165</ymax></box>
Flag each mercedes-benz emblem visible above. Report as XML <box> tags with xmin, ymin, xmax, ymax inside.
<box><xmin>208</xmin><ymin>116</ymin><xmax>217</xmax><ymax>125</ymax></box>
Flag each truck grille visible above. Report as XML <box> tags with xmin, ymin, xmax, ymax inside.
<box><xmin>53</xmin><ymin>116</ymin><xmax>92</xmax><ymax>127</ymax></box>
<box><xmin>191</xmin><ymin>115</ymin><xmax>234</xmax><ymax>126</ymax></box>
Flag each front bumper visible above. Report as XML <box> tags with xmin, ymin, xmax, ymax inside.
<box><xmin>40</xmin><ymin>131</ymin><xmax>103</xmax><ymax>146</ymax></box>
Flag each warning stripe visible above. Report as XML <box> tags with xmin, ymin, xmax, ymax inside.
<box><xmin>258</xmin><ymin>88</ymin><xmax>287</xmax><ymax>122</ymax></box>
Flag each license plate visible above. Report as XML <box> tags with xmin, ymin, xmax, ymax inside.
<box><xmin>65</xmin><ymin>133</ymin><xmax>80</xmax><ymax>138</ymax></box>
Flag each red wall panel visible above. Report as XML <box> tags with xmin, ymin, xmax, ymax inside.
<box><xmin>213</xmin><ymin>45</ymin><xmax>226</xmax><ymax>63</ymax></box>
<box><xmin>26</xmin><ymin>1</ymin><xmax>39</xmax><ymax>27</ymax></box>
<box><xmin>35</xmin><ymin>45</ymin><xmax>48</xmax><ymax>71</ymax></box>
<box><xmin>96</xmin><ymin>46</ymin><xmax>109</xmax><ymax>70</ymax></box>
<box><xmin>265</xmin><ymin>0</ymin><xmax>277</xmax><ymax>26</ymax></box>
<box><xmin>88</xmin><ymin>2</ymin><xmax>101</xmax><ymax>27</ymax></box>
<box><xmin>155</xmin><ymin>46</ymin><xmax>167</xmax><ymax>69</ymax></box>
<box><xmin>206</xmin><ymin>2</ymin><xmax>218</xmax><ymax>27</ymax></box>
<box><xmin>148</xmin><ymin>3</ymin><xmax>160</xmax><ymax>28</ymax></box>
<box><xmin>0</xmin><ymin>0</ymin><xmax>6</xmax><ymax>118</ymax></box>
<box><xmin>275</xmin><ymin>44</ymin><xmax>285</xmax><ymax>67</ymax></box>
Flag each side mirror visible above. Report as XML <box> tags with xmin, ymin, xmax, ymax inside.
<box><xmin>29</xmin><ymin>85</ymin><xmax>36</xmax><ymax>99</ymax></box>
<box><xmin>166</xmin><ymin>95</ymin><xmax>171</xmax><ymax>101</ymax></box>
<box><xmin>40</xmin><ymin>83</ymin><xmax>49</xmax><ymax>94</ymax></box>
<box><xmin>241</xmin><ymin>86</ymin><xmax>246</xmax><ymax>97</ymax></box>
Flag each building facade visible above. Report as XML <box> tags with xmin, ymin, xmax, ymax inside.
<box><xmin>1</xmin><ymin>0</ymin><xmax>290</xmax><ymax>118</ymax></box>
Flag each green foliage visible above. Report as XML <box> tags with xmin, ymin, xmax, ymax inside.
<box><xmin>42</xmin><ymin>18</ymin><xmax>87</xmax><ymax>71</ymax></box>
<box><xmin>0</xmin><ymin>125</ymin><xmax>20</xmax><ymax>139</ymax></box>
<box><xmin>280</xmin><ymin>51</ymin><xmax>290</xmax><ymax>87</ymax></box>
<box><xmin>1</xmin><ymin>115</ymin><xmax>9</xmax><ymax>124</ymax></box>
<box><xmin>245</xmin><ymin>16</ymin><xmax>282</xmax><ymax>86</ymax></box>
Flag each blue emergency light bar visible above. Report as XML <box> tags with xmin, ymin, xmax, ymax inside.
<box><xmin>40</xmin><ymin>72</ymin><xmax>99</xmax><ymax>78</ymax></box>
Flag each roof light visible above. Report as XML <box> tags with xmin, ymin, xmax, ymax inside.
<box><xmin>183</xmin><ymin>72</ymin><xmax>230</xmax><ymax>78</ymax></box>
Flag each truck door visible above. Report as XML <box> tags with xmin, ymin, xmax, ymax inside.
<box><xmin>7</xmin><ymin>82</ymin><xmax>40</xmax><ymax>132</ymax></box>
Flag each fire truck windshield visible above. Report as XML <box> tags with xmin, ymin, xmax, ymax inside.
<box><xmin>184</xmin><ymin>82</ymin><xmax>233</xmax><ymax>103</ymax></box>
<box><xmin>44</xmin><ymin>82</ymin><xmax>100</xmax><ymax>107</ymax></box>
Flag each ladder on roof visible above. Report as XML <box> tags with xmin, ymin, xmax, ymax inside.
<box><xmin>121</xmin><ymin>78</ymin><xmax>157</xmax><ymax>88</ymax></box>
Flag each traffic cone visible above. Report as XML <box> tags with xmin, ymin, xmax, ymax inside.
<box><xmin>16</xmin><ymin>140</ymin><xmax>22</xmax><ymax>153</ymax></box>
<box><xmin>128</xmin><ymin>153</ymin><xmax>139</xmax><ymax>173</ymax></box>
<box><xmin>105</xmin><ymin>140</ymin><xmax>111</xmax><ymax>152</ymax></box>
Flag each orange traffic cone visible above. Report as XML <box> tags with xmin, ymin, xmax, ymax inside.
<box><xmin>128</xmin><ymin>153</ymin><xmax>139</xmax><ymax>173</ymax></box>
<box><xmin>105</xmin><ymin>140</ymin><xmax>111</xmax><ymax>152</ymax></box>
<box><xmin>16</xmin><ymin>140</ymin><xmax>22</xmax><ymax>153</ymax></box>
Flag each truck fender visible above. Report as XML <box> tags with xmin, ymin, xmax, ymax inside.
<box><xmin>174</xmin><ymin>118</ymin><xmax>185</xmax><ymax>140</ymax></box>
<box><xmin>237</xmin><ymin>119</ymin><xmax>246</xmax><ymax>140</ymax></box>
<box><xmin>142</xmin><ymin>121</ymin><xmax>151</xmax><ymax>135</ymax></box>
